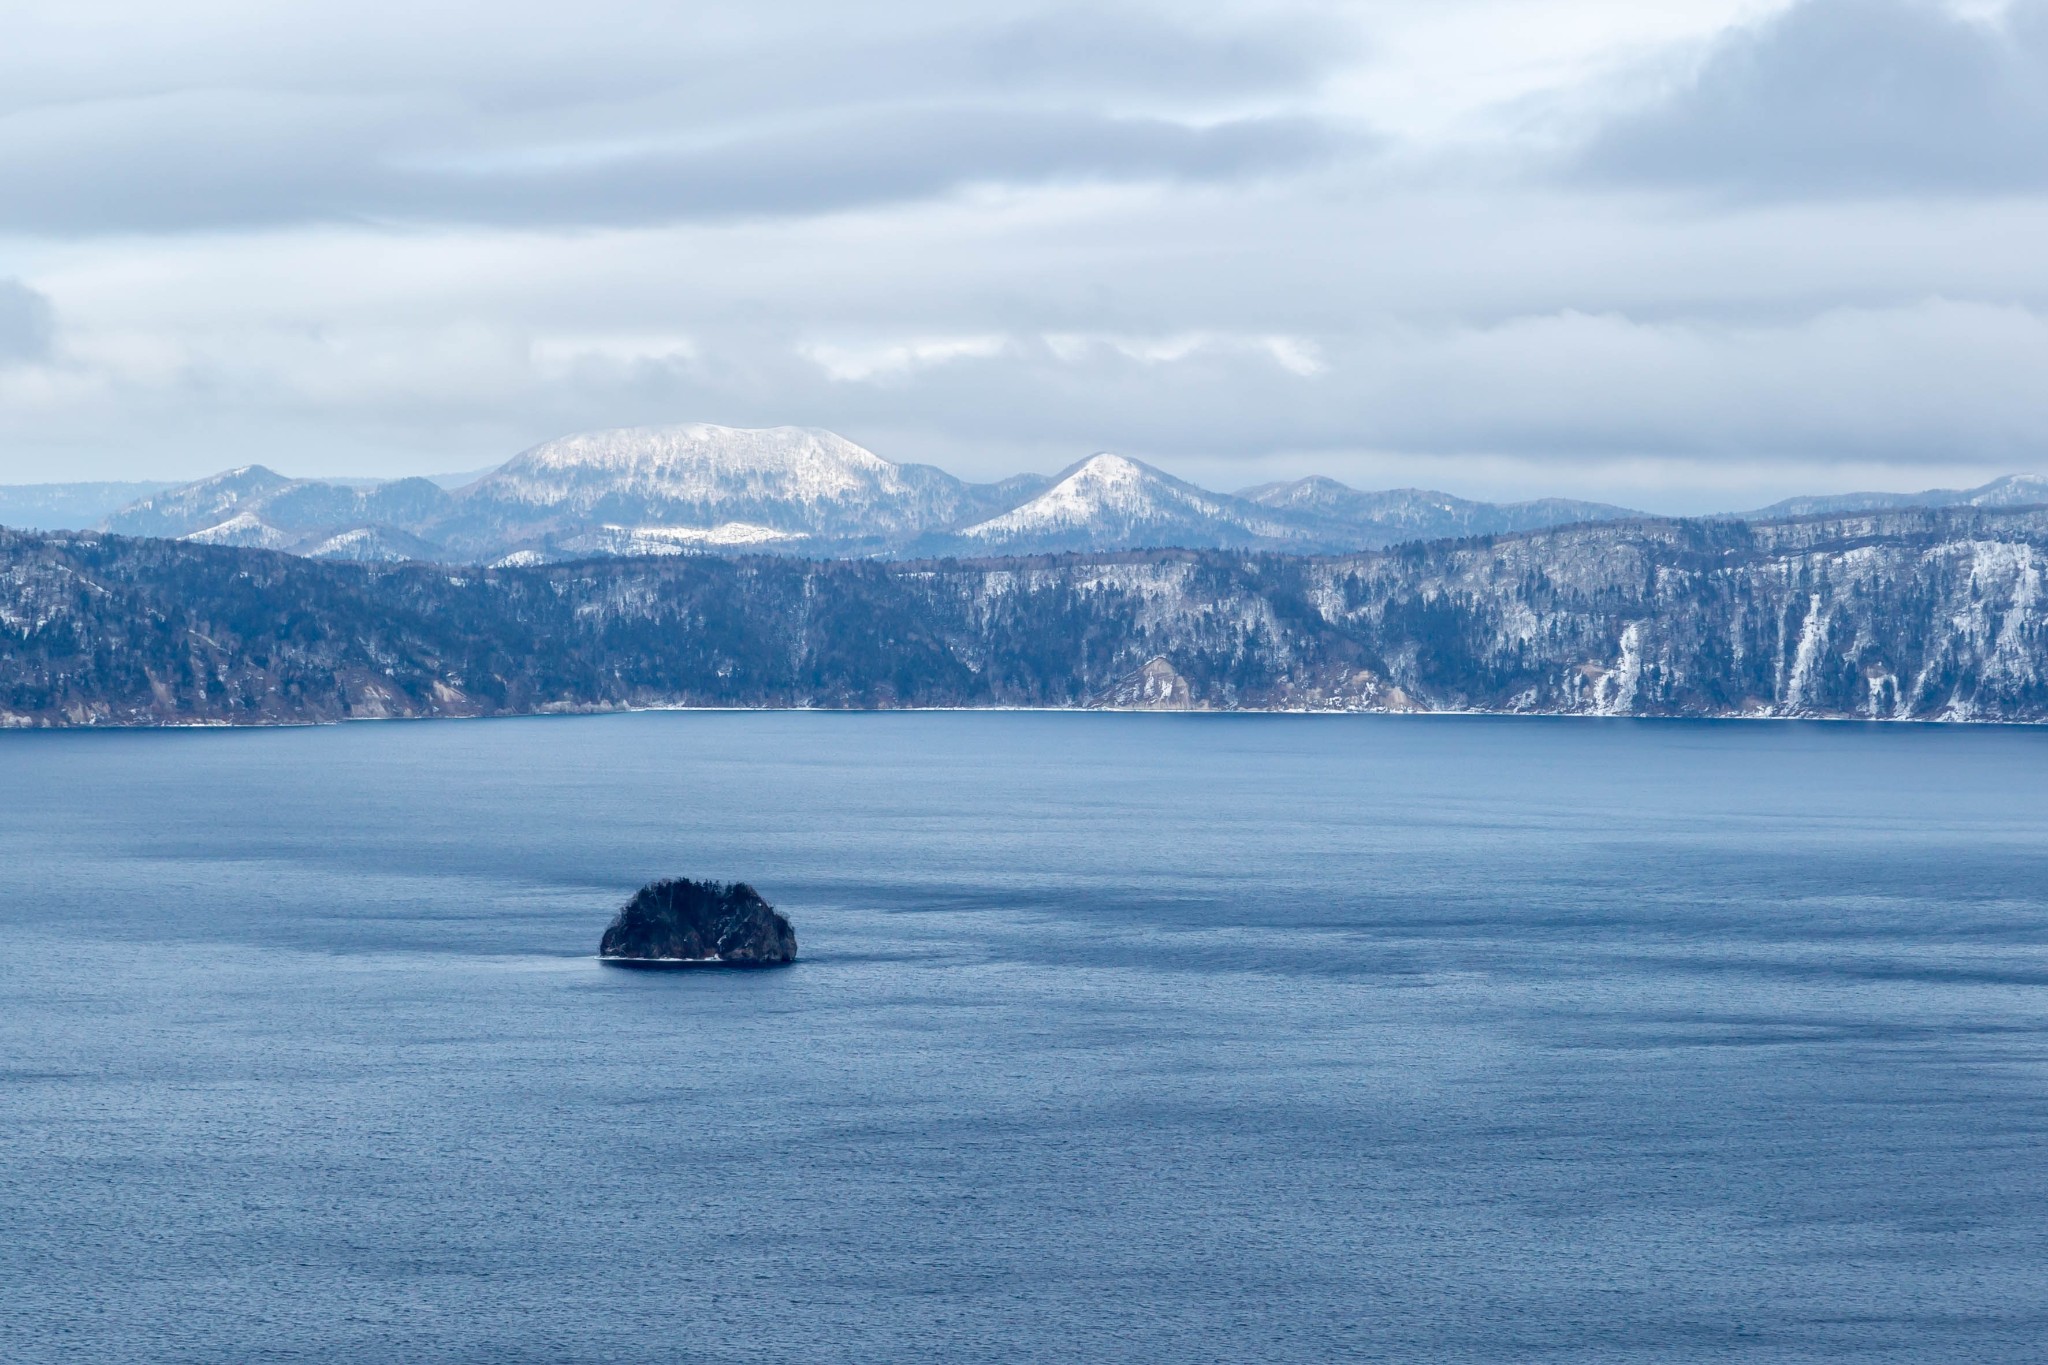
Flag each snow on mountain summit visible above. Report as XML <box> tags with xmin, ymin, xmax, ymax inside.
<box><xmin>958</xmin><ymin>453</ymin><xmax>1303</xmax><ymax>550</ymax></box>
<box><xmin>496</xmin><ymin>425</ymin><xmax>895</xmax><ymax>505</ymax></box>
<box><xmin>181</xmin><ymin>512</ymin><xmax>295</xmax><ymax>550</ymax></box>
<box><xmin>102</xmin><ymin>466</ymin><xmax>297</xmax><ymax>539</ymax></box>
<box><xmin>1965</xmin><ymin>474</ymin><xmax>2048</xmax><ymax>507</ymax></box>
<box><xmin>964</xmin><ymin>454</ymin><xmax>1195</xmax><ymax>534</ymax></box>
<box><xmin>463</xmin><ymin>423</ymin><xmax>975</xmax><ymax>538</ymax></box>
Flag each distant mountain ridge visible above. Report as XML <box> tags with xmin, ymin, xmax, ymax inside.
<box><xmin>94</xmin><ymin>426</ymin><xmax>1051</xmax><ymax>563</ymax></box>
<box><xmin>101</xmin><ymin>467</ymin><xmax>461</xmax><ymax>562</ymax></box>
<box><xmin>953</xmin><ymin>453</ymin><xmax>1307</xmax><ymax>552</ymax></box>
<box><xmin>83</xmin><ymin>423</ymin><xmax>1662</xmax><ymax>565</ymax></box>
<box><xmin>25</xmin><ymin>422</ymin><xmax>2048</xmax><ymax>565</ymax></box>
<box><xmin>1736</xmin><ymin>474</ymin><xmax>2048</xmax><ymax>519</ymax></box>
<box><xmin>1238</xmin><ymin>476</ymin><xmax>1641</xmax><ymax>543</ymax></box>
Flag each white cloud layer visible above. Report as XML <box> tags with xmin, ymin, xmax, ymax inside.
<box><xmin>2</xmin><ymin>0</ymin><xmax>2045</xmax><ymax>511</ymax></box>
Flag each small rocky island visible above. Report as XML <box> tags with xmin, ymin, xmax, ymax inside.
<box><xmin>599</xmin><ymin>879</ymin><xmax>798</xmax><ymax>968</ymax></box>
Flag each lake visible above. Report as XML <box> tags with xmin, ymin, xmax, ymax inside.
<box><xmin>3</xmin><ymin>712</ymin><xmax>2046</xmax><ymax>1362</ymax></box>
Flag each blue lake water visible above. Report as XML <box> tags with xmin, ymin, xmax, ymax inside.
<box><xmin>3</xmin><ymin>712</ymin><xmax>2047</xmax><ymax>1362</ymax></box>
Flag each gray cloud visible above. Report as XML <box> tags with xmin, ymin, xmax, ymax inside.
<box><xmin>654</xmin><ymin>303</ymin><xmax>2048</xmax><ymax>472</ymax></box>
<box><xmin>0</xmin><ymin>3</ymin><xmax>1343</xmax><ymax>119</ymax></box>
<box><xmin>959</xmin><ymin>6</ymin><xmax>1345</xmax><ymax>97</ymax></box>
<box><xmin>405</xmin><ymin>108</ymin><xmax>1343</xmax><ymax>229</ymax></box>
<box><xmin>0</xmin><ymin>97</ymin><xmax>1342</xmax><ymax>233</ymax></box>
<box><xmin>25</xmin><ymin>284</ymin><xmax>2046</xmax><ymax>508</ymax></box>
<box><xmin>1582</xmin><ymin>0</ymin><xmax>2048</xmax><ymax>196</ymax></box>
<box><xmin>0</xmin><ymin>2</ymin><xmax>1352</xmax><ymax>234</ymax></box>
<box><xmin>0</xmin><ymin>280</ymin><xmax>54</xmax><ymax>364</ymax></box>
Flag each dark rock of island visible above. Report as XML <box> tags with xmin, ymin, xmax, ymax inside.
<box><xmin>599</xmin><ymin>879</ymin><xmax>798</xmax><ymax>968</ymax></box>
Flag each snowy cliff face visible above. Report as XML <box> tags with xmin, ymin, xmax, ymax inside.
<box><xmin>16</xmin><ymin>504</ymin><xmax>2048</xmax><ymax>727</ymax></box>
<box><xmin>956</xmin><ymin>454</ymin><xmax>1308</xmax><ymax>551</ymax></box>
<box><xmin>1297</xmin><ymin>510</ymin><xmax>2048</xmax><ymax>720</ymax></box>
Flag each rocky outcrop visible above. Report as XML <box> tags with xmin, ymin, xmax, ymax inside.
<box><xmin>1102</xmin><ymin>656</ymin><xmax>1200</xmax><ymax>710</ymax></box>
<box><xmin>598</xmin><ymin>879</ymin><xmax>797</xmax><ymax>967</ymax></box>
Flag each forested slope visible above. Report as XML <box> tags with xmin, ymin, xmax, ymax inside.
<box><xmin>3</xmin><ymin>505</ymin><xmax>2045</xmax><ymax>725</ymax></box>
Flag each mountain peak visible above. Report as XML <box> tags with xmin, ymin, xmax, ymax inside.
<box><xmin>182</xmin><ymin>512</ymin><xmax>293</xmax><ymax>549</ymax></box>
<box><xmin>459</xmin><ymin>422</ymin><xmax>974</xmax><ymax>540</ymax></box>
<box><xmin>496</xmin><ymin>423</ymin><xmax>898</xmax><ymax>493</ymax></box>
<box><xmin>1071</xmin><ymin>451</ymin><xmax>1147</xmax><ymax>475</ymax></box>
<box><xmin>964</xmin><ymin>453</ymin><xmax>1192</xmax><ymax>539</ymax></box>
<box><xmin>956</xmin><ymin>452</ymin><xmax>1303</xmax><ymax>550</ymax></box>
<box><xmin>100</xmin><ymin>465</ymin><xmax>298</xmax><ymax>539</ymax></box>
<box><xmin>1046</xmin><ymin>451</ymin><xmax>1196</xmax><ymax>505</ymax></box>
<box><xmin>1969</xmin><ymin>474</ymin><xmax>2048</xmax><ymax>507</ymax></box>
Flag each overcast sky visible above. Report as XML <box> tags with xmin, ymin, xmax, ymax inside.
<box><xmin>3</xmin><ymin>0</ymin><xmax>2045</xmax><ymax>509</ymax></box>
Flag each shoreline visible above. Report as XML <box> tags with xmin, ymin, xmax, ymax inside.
<box><xmin>2</xmin><ymin>701</ymin><xmax>2042</xmax><ymax>733</ymax></box>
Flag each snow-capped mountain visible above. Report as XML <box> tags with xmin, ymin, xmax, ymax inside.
<box><xmin>181</xmin><ymin>511</ymin><xmax>297</xmax><ymax>550</ymax></box>
<box><xmin>140</xmin><ymin>508</ymin><xmax>441</xmax><ymax>562</ymax></box>
<box><xmin>953</xmin><ymin>453</ymin><xmax>1308</xmax><ymax>552</ymax></box>
<box><xmin>1239</xmin><ymin>476</ymin><xmax>1642</xmax><ymax>545</ymax></box>
<box><xmin>452</xmin><ymin>423</ymin><xmax>984</xmax><ymax>544</ymax></box>
<box><xmin>100</xmin><ymin>467</ymin><xmax>454</xmax><ymax>542</ymax></box>
<box><xmin>1970</xmin><ymin>474</ymin><xmax>2048</xmax><ymax>507</ymax></box>
<box><xmin>101</xmin><ymin>466</ymin><xmax>300</xmax><ymax>539</ymax></box>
